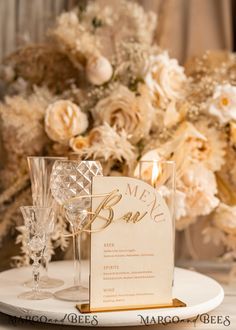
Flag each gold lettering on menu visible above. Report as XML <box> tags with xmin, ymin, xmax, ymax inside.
<box><xmin>139</xmin><ymin>189</ymin><xmax>151</xmax><ymax>203</ymax></box>
<box><xmin>147</xmin><ymin>194</ymin><xmax>164</xmax><ymax>222</ymax></box>
<box><xmin>125</xmin><ymin>183</ymin><xmax>165</xmax><ymax>222</ymax></box>
<box><xmin>118</xmin><ymin>211</ymin><xmax>147</xmax><ymax>223</ymax></box>
<box><xmin>125</xmin><ymin>184</ymin><xmax>138</xmax><ymax>197</ymax></box>
<box><xmin>67</xmin><ymin>181</ymin><xmax>165</xmax><ymax>237</ymax></box>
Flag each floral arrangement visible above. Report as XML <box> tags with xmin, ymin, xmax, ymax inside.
<box><xmin>0</xmin><ymin>0</ymin><xmax>236</xmax><ymax>265</ymax></box>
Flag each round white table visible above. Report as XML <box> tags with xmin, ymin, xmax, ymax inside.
<box><xmin>0</xmin><ymin>261</ymin><xmax>234</xmax><ymax>329</ymax></box>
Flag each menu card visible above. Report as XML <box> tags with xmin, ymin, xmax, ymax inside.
<box><xmin>89</xmin><ymin>176</ymin><xmax>173</xmax><ymax>312</ymax></box>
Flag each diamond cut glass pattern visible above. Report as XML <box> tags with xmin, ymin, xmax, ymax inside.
<box><xmin>51</xmin><ymin>161</ymin><xmax>103</xmax><ymax>206</ymax></box>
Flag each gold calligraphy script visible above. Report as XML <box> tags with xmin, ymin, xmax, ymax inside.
<box><xmin>63</xmin><ymin>183</ymin><xmax>166</xmax><ymax>237</ymax></box>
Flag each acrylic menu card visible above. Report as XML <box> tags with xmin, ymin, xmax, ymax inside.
<box><xmin>88</xmin><ymin>176</ymin><xmax>174</xmax><ymax>312</ymax></box>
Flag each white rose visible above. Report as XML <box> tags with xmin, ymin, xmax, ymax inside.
<box><xmin>45</xmin><ymin>100</ymin><xmax>88</xmax><ymax>143</ymax></box>
<box><xmin>86</xmin><ymin>55</ymin><xmax>113</xmax><ymax>85</ymax></box>
<box><xmin>208</xmin><ymin>84</ymin><xmax>236</xmax><ymax>124</ymax></box>
<box><xmin>145</xmin><ymin>52</ymin><xmax>187</xmax><ymax>108</ymax></box>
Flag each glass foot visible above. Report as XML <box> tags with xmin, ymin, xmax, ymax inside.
<box><xmin>24</xmin><ymin>276</ymin><xmax>64</xmax><ymax>289</ymax></box>
<box><xmin>54</xmin><ymin>285</ymin><xmax>89</xmax><ymax>302</ymax></box>
<box><xmin>39</xmin><ymin>275</ymin><xmax>64</xmax><ymax>289</ymax></box>
<box><xmin>18</xmin><ymin>290</ymin><xmax>52</xmax><ymax>300</ymax></box>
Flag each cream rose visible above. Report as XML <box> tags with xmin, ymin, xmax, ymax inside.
<box><xmin>145</xmin><ymin>52</ymin><xmax>187</xmax><ymax>108</ymax></box>
<box><xmin>45</xmin><ymin>100</ymin><xmax>88</xmax><ymax>143</ymax></box>
<box><xmin>92</xmin><ymin>85</ymin><xmax>153</xmax><ymax>143</ymax></box>
<box><xmin>208</xmin><ymin>84</ymin><xmax>236</xmax><ymax>124</ymax></box>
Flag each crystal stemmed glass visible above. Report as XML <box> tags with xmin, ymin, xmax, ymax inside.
<box><xmin>18</xmin><ymin>206</ymin><xmax>55</xmax><ymax>300</ymax></box>
<box><xmin>50</xmin><ymin>160</ymin><xmax>103</xmax><ymax>301</ymax></box>
<box><xmin>26</xmin><ymin>156</ymin><xmax>67</xmax><ymax>289</ymax></box>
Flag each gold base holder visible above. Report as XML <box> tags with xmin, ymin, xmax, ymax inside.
<box><xmin>76</xmin><ymin>298</ymin><xmax>186</xmax><ymax>313</ymax></box>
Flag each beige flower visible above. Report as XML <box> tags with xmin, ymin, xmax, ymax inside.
<box><xmin>45</xmin><ymin>100</ymin><xmax>88</xmax><ymax>143</ymax></box>
<box><xmin>86</xmin><ymin>55</ymin><xmax>113</xmax><ymax>85</ymax></box>
<box><xmin>135</xmin><ymin>124</ymin><xmax>198</xmax><ymax>178</ymax></box>
<box><xmin>178</xmin><ymin>163</ymin><xmax>219</xmax><ymax>218</ymax></box>
<box><xmin>137</xmin><ymin>150</ymin><xmax>219</xmax><ymax>223</ymax></box>
<box><xmin>145</xmin><ymin>52</ymin><xmax>187</xmax><ymax>108</ymax></box>
<box><xmin>51</xmin><ymin>10</ymin><xmax>99</xmax><ymax>68</ymax></box>
<box><xmin>136</xmin><ymin>161</ymin><xmax>218</xmax><ymax>230</ymax></box>
<box><xmin>163</xmin><ymin>100</ymin><xmax>188</xmax><ymax>128</ymax></box>
<box><xmin>163</xmin><ymin>100</ymin><xmax>189</xmax><ymax>129</ymax></box>
<box><xmin>213</xmin><ymin>203</ymin><xmax>236</xmax><ymax>235</ymax></box>
<box><xmin>146</xmin><ymin>122</ymin><xmax>225</xmax><ymax>173</ymax></box>
<box><xmin>0</xmin><ymin>89</ymin><xmax>52</xmax><ymax>172</ymax></box>
<box><xmin>194</xmin><ymin>121</ymin><xmax>226</xmax><ymax>171</ymax></box>
<box><xmin>77</xmin><ymin>123</ymin><xmax>136</xmax><ymax>168</ymax></box>
<box><xmin>92</xmin><ymin>85</ymin><xmax>154</xmax><ymax>143</ymax></box>
<box><xmin>69</xmin><ymin>135</ymin><xmax>90</xmax><ymax>152</ymax></box>
<box><xmin>134</xmin><ymin>149</ymin><xmax>218</xmax><ymax>225</ymax></box>
<box><xmin>135</xmin><ymin>149</ymin><xmax>219</xmax><ymax>223</ymax></box>
<box><xmin>207</xmin><ymin>84</ymin><xmax>236</xmax><ymax>124</ymax></box>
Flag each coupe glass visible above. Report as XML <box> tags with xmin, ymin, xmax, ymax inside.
<box><xmin>26</xmin><ymin>156</ymin><xmax>67</xmax><ymax>289</ymax></box>
<box><xmin>50</xmin><ymin>160</ymin><xmax>103</xmax><ymax>301</ymax></box>
<box><xmin>18</xmin><ymin>206</ymin><xmax>55</xmax><ymax>300</ymax></box>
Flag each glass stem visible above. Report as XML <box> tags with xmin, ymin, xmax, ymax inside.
<box><xmin>44</xmin><ymin>236</ymin><xmax>50</xmax><ymax>276</ymax></box>
<box><xmin>71</xmin><ymin>226</ymin><xmax>81</xmax><ymax>287</ymax></box>
<box><xmin>32</xmin><ymin>252</ymin><xmax>41</xmax><ymax>294</ymax></box>
<box><xmin>42</xmin><ymin>241</ymin><xmax>49</xmax><ymax>278</ymax></box>
<box><xmin>77</xmin><ymin>234</ymin><xmax>82</xmax><ymax>285</ymax></box>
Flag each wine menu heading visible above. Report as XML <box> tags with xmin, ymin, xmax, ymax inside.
<box><xmin>89</xmin><ymin>176</ymin><xmax>174</xmax><ymax>312</ymax></box>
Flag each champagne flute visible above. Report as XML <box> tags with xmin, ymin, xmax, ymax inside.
<box><xmin>25</xmin><ymin>156</ymin><xmax>67</xmax><ymax>289</ymax></box>
<box><xmin>18</xmin><ymin>206</ymin><xmax>54</xmax><ymax>300</ymax></box>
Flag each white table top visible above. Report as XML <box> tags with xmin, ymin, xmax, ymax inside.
<box><xmin>0</xmin><ymin>293</ymin><xmax>235</xmax><ymax>329</ymax></box>
<box><xmin>0</xmin><ymin>261</ymin><xmax>235</xmax><ymax>329</ymax></box>
<box><xmin>0</xmin><ymin>284</ymin><xmax>235</xmax><ymax>329</ymax></box>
